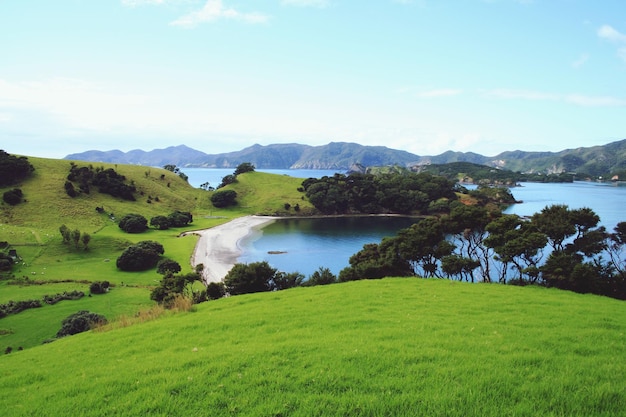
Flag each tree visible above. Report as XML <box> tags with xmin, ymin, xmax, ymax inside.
<box><xmin>81</xmin><ymin>232</ymin><xmax>91</xmax><ymax>250</ymax></box>
<box><xmin>118</xmin><ymin>213</ymin><xmax>148</xmax><ymax>233</ymax></box>
<box><xmin>396</xmin><ymin>218</ymin><xmax>454</xmax><ymax>278</ymax></box>
<box><xmin>3</xmin><ymin>188</ymin><xmax>23</xmax><ymax>206</ymax></box>
<box><xmin>234</xmin><ymin>162</ymin><xmax>255</xmax><ymax>176</ymax></box>
<box><xmin>150</xmin><ymin>272</ymin><xmax>201</xmax><ymax>307</ymax></box>
<box><xmin>156</xmin><ymin>259</ymin><xmax>182</xmax><ymax>275</ymax></box>
<box><xmin>150</xmin><ymin>215</ymin><xmax>170</xmax><ymax>230</ymax></box>
<box><xmin>56</xmin><ymin>311</ymin><xmax>107</xmax><ymax>337</ymax></box>
<box><xmin>218</xmin><ymin>174</ymin><xmax>237</xmax><ymax>188</ymax></box>
<box><xmin>210</xmin><ymin>190</ymin><xmax>238</xmax><ymax>208</ymax></box>
<box><xmin>273</xmin><ymin>271</ymin><xmax>305</xmax><ymax>290</ymax></box>
<box><xmin>307</xmin><ymin>267</ymin><xmax>337</xmax><ymax>286</ymax></box>
<box><xmin>71</xmin><ymin>229</ymin><xmax>81</xmax><ymax>249</ymax></box>
<box><xmin>223</xmin><ymin>261</ymin><xmax>277</xmax><ymax>295</ymax></box>
<box><xmin>116</xmin><ymin>241</ymin><xmax>164</xmax><ymax>271</ymax></box>
<box><xmin>206</xmin><ymin>282</ymin><xmax>226</xmax><ymax>300</ymax></box>
<box><xmin>167</xmin><ymin>211</ymin><xmax>193</xmax><ymax>227</ymax></box>
<box><xmin>0</xmin><ymin>150</ymin><xmax>34</xmax><ymax>187</ymax></box>
<box><xmin>59</xmin><ymin>224</ymin><xmax>71</xmax><ymax>244</ymax></box>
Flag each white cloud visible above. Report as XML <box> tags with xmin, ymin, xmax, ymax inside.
<box><xmin>565</xmin><ymin>94</ymin><xmax>626</xmax><ymax>107</ymax></box>
<box><xmin>281</xmin><ymin>0</ymin><xmax>329</xmax><ymax>7</ymax></box>
<box><xmin>416</xmin><ymin>89</ymin><xmax>462</xmax><ymax>98</ymax></box>
<box><xmin>170</xmin><ymin>0</ymin><xmax>269</xmax><ymax>28</ymax></box>
<box><xmin>598</xmin><ymin>24</ymin><xmax>626</xmax><ymax>43</ymax></box>
<box><xmin>484</xmin><ymin>88</ymin><xmax>626</xmax><ymax>107</ymax></box>
<box><xmin>598</xmin><ymin>24</ymin><xmax>626</xmax><ymax>63</ymax></box>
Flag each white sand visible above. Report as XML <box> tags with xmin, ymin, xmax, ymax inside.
<box><xmin>186</xmin><ymin>216</ymin><xmax>278</xmax><ymax>284</ymax></box>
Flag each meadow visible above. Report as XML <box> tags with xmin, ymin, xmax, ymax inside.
<box><xmin>1</xmin><ymin>156</ymin><xmax>312</xmax><ymax>350</ymax></box>
<box><xmin>0</xmin><ymin>279</ymin><xmax>624</xmax><ymax>416</ymax></box>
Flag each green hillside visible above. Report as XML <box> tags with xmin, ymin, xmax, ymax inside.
<box><xmin>0</xmin><ymin>156</ymin><xmax>312</xmax><ymax>351</ymax></box>
<box><xmin>1</xmin><ymin>279</ymin><xmax>625</xmax><ymax>416</ymax></box>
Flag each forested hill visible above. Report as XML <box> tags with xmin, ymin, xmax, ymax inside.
<box><xmin>65</xmin><ymin>139</ymin><xmax>626</xmax><ymax>176</ymax></box>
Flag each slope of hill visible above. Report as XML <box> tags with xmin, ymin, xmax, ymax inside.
<box><xmin>65</xmin><ymin>139</ymin><xmax>626</xmax><ymax>176</ymax></box>
<box><xmin>1</xmin><ymin>279</ymin><xmax>624</xmax><ymax>416</ymax></box>
<box><xmin>0</xmin><ymin>156</ymin><xmax>313</xmax><ymax>351</ymax></box>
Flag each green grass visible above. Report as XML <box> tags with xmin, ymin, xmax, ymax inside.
<box><xmin>1</xmin><ymin>158</ymin><xmax>313</xmax><ymax>351</ymax></box>
<box><xmin>1</xmin><ymin>279</ymin><xmax>624</xmax><ymax>416</ymax></box>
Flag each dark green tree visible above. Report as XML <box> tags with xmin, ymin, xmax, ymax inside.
<box><xmin>2</xmin><ymin>188</ymin><xmax>23</xmax><ymax>206</ymax></box>
<box><xmin>56</xmin><ymin>311</ymin><xmax>107</xmax><ymax>337</ymax></box>
<box><xmin>81</xmin><ymin>232</ymin><xmax>91</xmax><ymax>250</ymax></box>
<box><xmin>116</xmin><ymin>241</ymin><xmax>164</xmax><ymax>271</ymax></box>
<box><xmin>210</xmin><ymin>190</ymin><xmax>238</xmax><ymax>208</ymax></box>
<box><xmin>150</xmin><ymin>215</ymin><xmax>170</xmax><ymax>230</ymax></box>
<box><xmin>307</xmin><ymin>267</ymin><xmax>338</xmax><ymax>285</ymax></box>
<box><xmin>118</xmin><ymin>213</ymin><xmax>148</xmax><ymax>233</ymax></box>
<box><xmin>156</xmin><ymin>259</ymin><xmax>182</xmax><ymax>275</ymax></box>
<box><xmin>0</xmin><ymin>150</ymin><xmax>34</xmax><ymax>187</ymax></box>
<box><xmin>234</xmin><ymin>162</ymin><xmax>255</xmax><ymax>176</ymax></box>
<box><xmin>223</xmin><ymin>261</ymin><xmax>277</xmax><ymax>295</ymax></box>
<box><xmin>206</xmin><ymin>282</ymin><xmax>226</xmax><ymax>300</ymax></box>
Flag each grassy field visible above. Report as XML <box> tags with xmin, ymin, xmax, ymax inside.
<box><xmin>1</xmin><ymin>157</ymin><xmax>313</xmax><ymax>350</ymax></box>
<box><xmin>0</xmin><ymin>279</ymin><xmax>624</xmax><ymax>416</ymax></box>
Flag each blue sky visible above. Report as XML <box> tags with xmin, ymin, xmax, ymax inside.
<box><xmin>1</xmin><ymin>0</ymin><xmax>625</xmax><ymax>159</ymax></box>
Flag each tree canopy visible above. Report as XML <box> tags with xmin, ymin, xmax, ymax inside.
<box><xmin>0</xmin><ymin>150</ymin><xmax>34</xmax><ymax>187</ymax></box>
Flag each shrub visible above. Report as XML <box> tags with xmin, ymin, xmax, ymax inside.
<box><xmin>56</xmin><ymin>311</ymin><xmax>107</xmax><ymax>338</ymax></box>
<box><xmin>116</xmin><ymin>241</ymin><xmax>164</xmax><ymax>271</ymax></box>
<box><xmin>150</xmin><ymin>215</ymin><xmax>170</xmax><ymax>230</ymax></box>
<box><xmin>206</xmin><ymin>282</ymin><xmax>226</xmax><ymax>300</ymax></box>
<box><xmin>3</xmin><ymin>188</ymin><xmax>23</xmax><ymax>206</ymax></box>
<box><xmin>167</xmin><ymin>211</ymin><xmax>193</xmax><ymax>227</ymax></box>
<box><xmin>223</xmin><ymin>261</ymin><xmax>277</xmax><ymax>295</ymax></box>
<box><xmin>210</xmin><ymin>190</ymin><xmax>238</xmax><ymax>208</ymax></box>
<box><xmin>118</xmin><ymin>213</ymin><xmax>148</xmax><ymax>233</ymax></box>
<box><xmin>156</xmin><ymin>259</ymin><xmax>182</xmax><ymax>275</ymax></box>
<box><xmin>234</xmin><ymin>162</ymin><xmax>255</xmax><ymax>176</ymax></box>
<box><xmin>42</xmin><ymin>291</ymin><xmax>85</xmax><ymax>305</ymax></box>
<box><xmin>89</xmin><ymin>281</ymin><xmax>110</xmax><ymax>295</ymax></box>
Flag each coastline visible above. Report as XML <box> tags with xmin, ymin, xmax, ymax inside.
<box><xmin>186</xmin><ymin>216</ymin><xmax>279</xmax><ymax>284</ymax></box>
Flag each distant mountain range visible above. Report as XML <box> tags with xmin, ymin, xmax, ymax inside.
<box><xmin>64</xmin><ymin>139</ymin><xmax>626</xmax><ymax>176</ymax></box>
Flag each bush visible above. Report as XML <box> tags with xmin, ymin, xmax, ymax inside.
<box><xmin>42</xmin><ymin>291</ymin><xmax>85</xmax><ymax>304</ymax></box>
<box><xmin>210</xmin><ymin>190</ymin><xmax>238</xmax><ymax>208</ymax></box>
<box><xmin>223</xmin><ymin>261</ymin><xmax>277</xmax><ymax>295</ymax></box>
<box><xmin>234</xmin><ymin>162</ymin><xmax>255</xmax><ymax>176</ymax></box>
<box><xmin>156</xmin><ymin>259</ymin><xmax>182</xmax><ymax>275</ymax></box>
<box><xmin>118</xmin><ymin>213</ymin><xmax>148</xmax><ymax>233</ymax></box>
<box><xmin>3</xmin><ymin>188</ymin><xmax>23</xmax><ymax>206</ymax></box>
<box><xmin>116</xmin><ymin>241</ymin><xmax>164</xmax><ymax>271</ymax></box>
<box><xmin>89</xmin><ymin>281</ymin><xmax>110</xmax><ymax>295</ymax></box>
<box><xmin>206</xmin><ymin>282</ymin><xmax>226</xmax><ymax>300</ymax></box>
<box><xmin>167</xmin><ymin>211</ymin><xmax>193</xmax><ymax>227</ymax></box>
<box><xmin>56</xmin><ymin>310</ymin><xmax>107</xmax><ymax>338</ymax></box>
<box><xmin>150</xmin><ymin>215</ymin><xmax>170</xmax><ymax>230</ymax></box>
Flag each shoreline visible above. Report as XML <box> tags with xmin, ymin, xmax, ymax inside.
<box><xmin>185</xmin><ymin>216</ymin><xmax>279</xmax><ymax>284</ymax></box>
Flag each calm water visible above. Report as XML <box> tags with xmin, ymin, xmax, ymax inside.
<box><xmin>503</xmin><ymin>181</ymin><xmax>626</xmax><ymax>229</ymax></box>
<box><xmin>237</xmin><ymin>216</ymin><xmax>420</xmax><ymax>277</ymax></box>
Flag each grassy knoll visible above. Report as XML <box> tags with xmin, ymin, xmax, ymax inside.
<box><xmin>1</xmin><ymin>157</ymin><xmax>311</xmax><ymax>351</ymax></box>
<box><xmin>1</xmin><ymin>279</ymin><xmax>624</xmax><ymax>416</ymax></box>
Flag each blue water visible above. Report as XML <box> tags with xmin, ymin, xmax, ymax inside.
<box><xmin>237</xmin><ymin>216</ymin><xmax>420</xmax><ymax>278</ymax></box>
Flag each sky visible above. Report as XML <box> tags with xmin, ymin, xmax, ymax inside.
<box><xmin>1</xmin><ymin>0</ymin><xmax>626</xmax><ymax>159</ymax></box>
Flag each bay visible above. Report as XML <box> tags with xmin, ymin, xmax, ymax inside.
<box><xmin>237</xmin><ymin>216</ymin><xmax>419</xmax><ymax>277</ymax></box>
<box><xmin>238</xmin><ymin>180</ymin><xmax>626</xmax><ymax>277</ymax></box>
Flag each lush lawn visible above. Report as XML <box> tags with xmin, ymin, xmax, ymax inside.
<box><xmin>1</xmin><ymin>279</ymin><xmax>624</xmax><ymax>416</ymax></box>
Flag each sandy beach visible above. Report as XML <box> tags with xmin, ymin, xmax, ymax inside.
<box><xmin>186</xmin><ymin>216</ymin><xmax>278</xmax><ymax>284</ymax></box>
